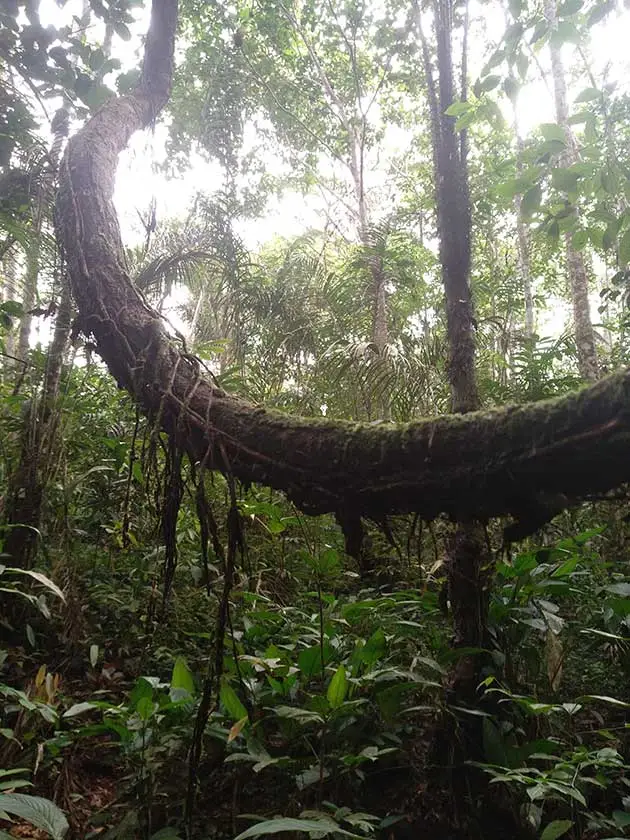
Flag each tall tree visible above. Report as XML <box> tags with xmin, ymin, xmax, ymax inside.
<box><xmin>14</xmin><ymin>106</ymin><xmax>69</xmax><ymax>363</ymax></box>
<box><xmin>544</xmin><ymin>0</ymin><xmax>599</xmax><ymax>381</ymax></box>
<box><xmin>509</xmin><ymin>80</ymin><xmax>536</xmax><ymax>339</ymax></box>
<box><xmin>416</xmin><ymin>0</ymin><xmax>491</xmax><ymax>706</ymax></box>
<box><xmin>2</xmin><ymin>105</ymin><xmax>70</xmax><ymax>567</ymax></box>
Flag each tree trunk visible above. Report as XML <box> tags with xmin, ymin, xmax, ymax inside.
<box><xmin>545</xmin><ymin>0</ymin><xmax>598</xmax><ymax>381</ymax></box>
<box><xmin>2</xmin><ymin>106</ymin><xmax>70</xmax><ymax>567</ymax></box>
<box><xmin>15</xmin><ymin>245</ymin><xmax>37</xmax><ymax>363</ymax></box>
<box><xmin>417</xmin><ymin>0</ymin><xmax>489</xmax><ymax>704</ymax></box>
<box><xmin>1</xmin><ymin>249</ymin><xmax>19</xmax><ymax>363</ymax></box>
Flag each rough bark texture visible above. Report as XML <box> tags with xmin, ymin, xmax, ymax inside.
<box><xmin>426</xmin><ymin>0</ymin><xmax>490</xmax><ymax>706</ymax></box>
<box><xmin>54</xmin><ymin>0</ymin><xmax>630</xmax><ymax>540</ymax></box>
<box><xmin>545</xmin><ymin>0</ymin><xmax>598</xmax><ymax>381</ymax></box>
<box><xmin>433</xmin><ymin>3</ymin><xmax>479</xmax><ymax>414</ymax></box>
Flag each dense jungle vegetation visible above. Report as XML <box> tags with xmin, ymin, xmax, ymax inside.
<box><xmin>2</xmin><ymin>0</ymin><xmax>630</xmax><ymax>837</ymax></box>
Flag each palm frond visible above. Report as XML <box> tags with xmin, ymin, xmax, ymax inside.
<box><xmin>134</xmin><ymin>248</ymin><xmax>219</xmax><ymax>298</ymax></box>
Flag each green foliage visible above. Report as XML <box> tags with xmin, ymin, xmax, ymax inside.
<box><xmin>0</xmin><ymin>792</ymin><xmax>68</xmax><ymax>839</ymax></box>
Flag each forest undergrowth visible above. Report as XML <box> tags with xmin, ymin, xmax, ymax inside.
<box><xmin>2</xmin><ymin>372</ymin><xmax>630</xmax><ymax>840</ymax></box>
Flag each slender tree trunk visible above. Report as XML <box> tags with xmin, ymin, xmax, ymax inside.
<box><xmin>280</xmin><ymin>4</ymin><xmax>390</xmax><ymax>416</ymax></box>
<box><xmin>349</xmin><ymin>128</ymin><xmax>389</xmax><ymax>418</ymax></box>
<box><xmin>353</xmin><ymin>158</ymin><xmax>389</xmax><ymax>356</ymax></box>
<box><xmin>544</xmin><ymin>0</ymin><xmax>598</xmax><ymax>381</ymax></box>
<box><xmin>15</xmin><ymin>210</ymin><xmax>41</xmax><ymax>364</ymax></box>
<box><xmin>1</xmin><ymin>249</ymin><xmax>19</xmax><ymax>362</ymax></box>
<box><xmin>41</xmin><ymin>278</ymin><xmax>72</xmax><ymax>409</ymax></box>
<box><xmin>189</xmin><ymin>287</ymin><xmax>204</xmax><ymax>346</ymax></box>
<box><xmin>513</xmin><ymin>124</ymin><xmax>535</xmax><ymax>338</ymax></box>
<box><xmin>417</xmin><ymin>0</ymin><xmax>490</xmax><ymax>707</ymax></box>
<box><xmin>2</xmin><ymin>106</ymin><xmax>70</xmax><ymax>567</ymax></box>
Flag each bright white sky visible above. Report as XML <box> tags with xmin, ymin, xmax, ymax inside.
<box><xmin>35</xmin><ymin>0</ymin><xmax>630</xmax><ymax>343</ymax></box>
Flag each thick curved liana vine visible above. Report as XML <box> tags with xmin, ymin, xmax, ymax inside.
<box><xmin>55</xmin><ymin>0</ymin><xmax>630</xmax><ymax>531</ymax></box>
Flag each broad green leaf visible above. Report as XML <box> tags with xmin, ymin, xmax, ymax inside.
<box><xmin>545</xmin><ymin>782</ymin><xmax>586</xmax><ymax>807</ymax></box>
<box><xmin>588</xmin><ymin>227</ymin><xmax>605</xmax><ymax>249</ymax></box>
<box><xmin>0</xmin><ymin>779</ymin><xmax>31</xmax><ymax>790</ymax></box>
<box><xmin>540</xmin><ymin>123</ymin><xmax>566</xmax><ymax>143</ymax></box>
<box><xmin>580</xmin><ymin>695</ymin><xmax>630</xmax><ymax>708</ymax></box>
<box><xmin>298</xmin><ymin>645</ymin><xmax>326</xmax><ymax>678</ymax></box>
<box><xmin>445</xmin><ymin>101</ymin><xmax>471</xmax><ymax>117</ymax></box>
<box><xmin>327</xmin><ymin>665</ymin><xmax>348</xmax><ymax>709</ymax></box>
<box><xmin>63</xmin><ymin>701</ymin><xmax>98</xmax><ymax>718</ymax></box>
<box><xmin>136</xmin><ymin>695</ymin><xmax>155</xmax><ymax>721</ymax></box>
<box><xmin>520</xmin><ymin>185</ymin><xmax>542</xmax><ymax>219</ymax></box>
<box><xmin>550</xmin><ymin>20</ymin><xmax>579</xmax><ymax>45</ymax></box>
<box><xmin>0</xmin><ymin>300</ymin><xmax>23</xmax><ymax>317</ymax></box>
<box><xmin>558</xmin><ymin>0</ymin><xmax>583</xmax><ymax>13</ymax></box>
<box><xmin>8</xmin><ymin>569</ymin><xmax>65</xmax><ymax>601</ymax></box>
<box><xmin>132</xmin><ymin>460</ymin><xmax>144</xmax><ymax>485</ymax></box>
<box><xmin>220</xmin><ymin>681</ymin><xmax>248</xmax><ymax>722</ymax></box>
<box><xmin>551</xmin><ymin>168</ymin><xmax>579</xmax><ymax>192</ymax></box>
<box><xmin>478</xmin><ymin>74</ymin><xmax>501</xmax><ymax>93</ymax></box>
<box><xmin>552</xmin><ymin>556</ymin><xmax>579</xmax><ymax>577</ymax></box>
<box><xmin>0</xmin><ymin>793</ymin><xmax>69</xmax><ymax>839</ymax></box>
<box><xmin>482</xmin><ymin>48</ymin><xmax>505</xmax><ymax>75</ymax></box>
<box><xmin>541</xmin><ymin>820</ymin><xmax>573</xmax><ymax>840</ymax></box>
<box><xmin>150</xmin><ymin>829</ymin><xmax>184</xmax><ymax>840</ymax></box>
<box><xmin>619</xmin><ymin>229</ymin><xmax>630</xmax><ymax>267</ymax></box>
<box><xmin>170</xmin><ymin>656</ymin><xmax>194</xmax><ymax>696</ymax></box>
<box><xmin>272</xmin><ymin>706</ymin><xmax>324</xmax><ymax>724</ymax></box>
<box><xmin>613</xmin><ymin>810</ymin><xmax>630</xmax><ymax>828</ymax></box>
<box><xmin>129</xmin><ymin>677</ymin><xmax>154</xmax><ymax>708</ymax></box>
<box><xmin>114</xmin><ymin>21</ymin><xmax>132</xmax><ymax>41</ymax></box>
<box><xmin>361</xmin><ymin>629</ymin><xmax>386</xmax><ymax>667</ymax></box>
<box><xmin>530</xmin><ymin>20</ymin><xmax>549</xmax><ymax>44</ymax></box>
<box><xmin>571</xmin><ymin>230</ymin><xmax>589</xmax><ymax>251</ymax></box>
<box><xmin>575</xmin><ymin>87</ymin><xmax>600</xmax><ymax>103</ymax></box>
<box><xmin>497</xmin><ymin>177</ymin><xmax>532</xmax><ymax>199</ymax></box>
<box><xmin>376</xmin><ymin>684</ymin><xmax>410</xmax><ymax>721</ymax></box>
<box><xmin>503</xmin><ymin>77</ymin><xmax>519</xmax><ymax>102</ymax></box>
<box><xmin>516</xmin><ymin>51</ymin><xmax>529</xmax><ymax>78</ymax></box>
<box><xmin>234</xmin><ymin>817</ymin><xmax>362</xmax><ymax>840</ymax></box>
<box><xmin>604</xmin><ymin>582</ymin><xmax>630</xmax><ymax>597</ymax></box>
<box><xmin>547</xmin><ymin>220</ymin><xmax>560</xmax><ymax>242</ymax></box>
